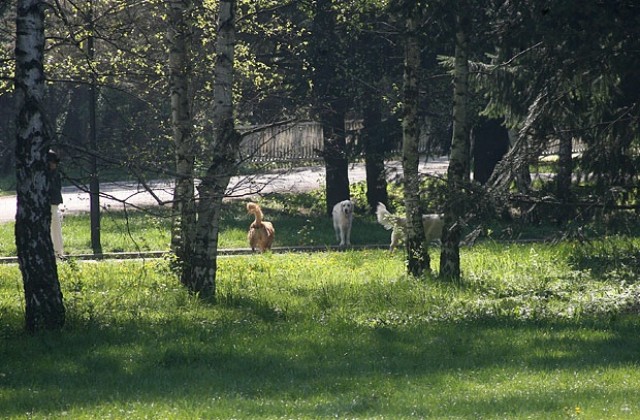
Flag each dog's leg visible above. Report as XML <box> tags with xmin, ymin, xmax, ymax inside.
<box><xmin>345</xmin><ymin>222</ymin><xmax>351</xmax><ymax>246</ymax></box>
<box><xmin>390</xmin><ymin>229</ymin><xmax>399</xmax><ymax>252</ymax></box>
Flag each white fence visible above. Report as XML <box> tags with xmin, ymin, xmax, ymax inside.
<box><xmin>239</xmin><ymin>121</ymin><xmax>588</xmax><ymax>163</ymax></box>
<box><xmin>240</xmin><ymin>121</ymin><xmax>325</xmax><ymax>162</ymax></box>
<box><xmin>239</xmin><ymin>120</ymin><xmax>434</xmax><ymax>163</ymax></box>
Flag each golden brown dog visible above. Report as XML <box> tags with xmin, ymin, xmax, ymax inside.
<box><xmin>247</xmin><ymin>202</ymin><xmax>275</xmax><ymax>252</ymax></box>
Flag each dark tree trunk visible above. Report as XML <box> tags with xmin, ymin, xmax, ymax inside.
<box><xmin>0</xmin><ymin>94</ymin><xmax>16</xmax><ymax>176</ymax></box>
<box><xmin>15</xmin><ymin>0</ymin><xmax>65</xmax><ymax>332</ymax></box>
<box><xmin>472</xmin><ymin>117</ymin><xmax>510</xmax><ymax>185</ymax></box>
<box><xmin>363</xmin><ymin>96</ymin><xmax>389</xmax><ymax>212</ymax></box>
<box><xmin>86</xmin><ymin>3</ymin><xmax>102</xmax><ymax>256</ymax></box>
<box><xmin>312</xmin><ymin>0</ymin><xmax>350</xmax><ymax>215</ymax></box>
<box><xmin>60</xmin><ymin>86</ymin><xmax>89</xmax><ymax>147</ymax></box>
<box><xmin>322</xmin><ymin>110</ymin><xmax>350</xmax><ymax>215</ymax></box>
<box><xmin>555</xmin><ymin>132</ymin><xmax>574</xmax><ymax>221</ymax></box>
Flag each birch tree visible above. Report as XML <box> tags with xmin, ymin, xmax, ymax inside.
<box><xmin>167</xmin><ymin>0</ymin><xmax>197</xmax><ymax>270</ymax></box>
<box><xmin>14</xmin><ymin>0</ymin><xmax>65</xmax><ymax>332</ymax></box>
<box><xmin>181</xmin><ymin>0</ymin><xmax>240</xmax><ymax>298</ymax></box>
<box><xmin>439</xmin><ymin>9</ymin><xmax>470</xmax><ymax>280</ymax></box>
<box><xmin>401</xmin><ymin>0</ymin><xmax>429</xmax><ymax>276</ymax></box>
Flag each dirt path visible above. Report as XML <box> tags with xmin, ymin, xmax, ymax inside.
<box><xmin>0</xmin><ymin>158</ymin><xmax>449</xmax><ymax>223</ymax></box>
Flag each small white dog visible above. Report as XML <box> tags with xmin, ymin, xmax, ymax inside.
<box><xmin>376</xmin><ymin>202</ymin><xmax>444</xmax><ymax>251</ymax></box>
<box><xmin>332</xmin><ymin>199</ymin><xmax>354</xmax><ymax>247</ymax></box>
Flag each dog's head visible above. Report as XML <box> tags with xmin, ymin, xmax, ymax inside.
<box><xmin>338</xmin><ymin>200</ymin><xmax>353</xmax><ymax>216</ymax></box>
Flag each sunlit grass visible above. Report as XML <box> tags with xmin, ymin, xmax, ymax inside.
<box><xmin>0</xmin><ymin>200</ymin><xmax>392</xmax><ymax>257</ymax></box>
<box><xmin>2</xmin><ymin>243</ymin><xmax>640</xmax><ymax>418</ymax></box>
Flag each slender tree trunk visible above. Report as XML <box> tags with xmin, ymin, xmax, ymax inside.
<box><xmin>183</xmin><ymin>0</ymin><xmax>238</xmax><ymax>299</ymax></box>
<box><xmin>60</xmin><ymin>86</ymin><xmax>89</xmax><ymax>147</ymax></box>
<box><xmin>167</xmin><ymin>0</ymin><xmax>196</xmax><ymax>268</ymax></box>
<box><xmin>312</xmin><ymin>0</ymin><xmax>349</xmax><ymax>215</ymax></box>
<box><xmin>14</xmin><ymin>0</ymin><xmax>65</xmax><ymax>332</ymax></box>
<box><xmin>363</xmin><ymin>95</ymin><xmax>388</xmax><ymax>212</ymax></box>
<box><xmin>556</xmin><ymin>131</ymin><xmax>573</xmax><ymax>221</ymax></box>
<box><xmin>556</xmin><ymin>133</ymin><xmax>573</xmax><ymax>200</ymax></box>
<box><xmin>402</xmin><ymin>3</ymin><xmax>429</xmax><ymax>277</ymax></box>
<box><xmin>86</xmin><ymin>1</ymin><xmax>102</xmax><ymax>255</ymax></box>
<box><xmin>440</xmin><ymin>13</ymin><xmax>471</xmax><ymax>280</ymax></box>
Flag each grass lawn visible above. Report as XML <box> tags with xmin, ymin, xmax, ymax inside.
<box><xmin>2</xmin><ymin>240</ymin><xmax>640</xmax><ymax>418</ymax></box>
<box><xmin>0</xmin><ymin>198</ymin><xmax>393</xmax><ymax>257</ymax></box>
<box><xmin>3</xmin><ymin>188</ymin><xmax>640</xmax><ymax>418</ymax></box>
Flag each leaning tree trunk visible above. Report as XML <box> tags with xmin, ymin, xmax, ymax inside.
<box><xmin>14</xmin><ymin>0</ymin><xmax>65</xmax><ymax>332</ymax></box>
<box><xmin>182</xmin><ymin>0</ymin><xmax>238</xmax><ymax>299</ymax></box>
<box><xmin>402</xmin><ymin>3</ymin><xmax>430</xmax><ymax>277</ymax></box>
<box><xmin>167</xmin><ymin>0</ymin><xmax>197</xmax><ymax>267</ymax></box>
<box><xmin>440</xmin><ymin>13</ymin><xmax>471</xmax><ymax>281</ymax></box>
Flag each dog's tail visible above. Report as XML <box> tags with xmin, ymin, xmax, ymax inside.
<box><xmin>376</xmin><ymin>202</ymin><xmax>397</xmax><ymax>231</ymax></box>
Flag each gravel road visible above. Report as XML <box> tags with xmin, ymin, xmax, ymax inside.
<box><xmin>0</xmin><ymin>158</ymin><xmax>449</xmax><ymax>223</ymax></box>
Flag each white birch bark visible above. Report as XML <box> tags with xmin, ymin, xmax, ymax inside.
<box><xmin>184</xmin><ymin>0</ymin><xmax>239</xmax><ymax>298</ymax></box>
<box><xmin>167</xmin><ymin>0</ymin><xmax>197</xmax><ymax>269</ymax></box>
<box><xmin>440</xmin><ymin>13</ymin><xmax>471</xmax><ymax>280</ymax></box>
<box><xmin>15</xmin><ymin>0</ymin><xmax>65</xmax><ymax>331</ymax></box>
<box><xmin>402</xmin><ymin>3</ymin><xmax>430</xmax><ymax>277</ymax></box>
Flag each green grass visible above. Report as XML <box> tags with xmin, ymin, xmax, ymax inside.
<box><xmin>0</xmin><ymin>198</ymin><xmax>391</xmax><ymax>257</ymax></box>
<box><xmin>4</xmin><ymin>188</ymin><xmax>640</xmax><ymax>418</ymax></box>
<box><xmin>2</xmin><ymin>241</ymin><xmax>640</xmax><ymax>418</ymax></box>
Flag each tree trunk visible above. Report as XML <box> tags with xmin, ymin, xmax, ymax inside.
<box><xmin>555</xmin><ymin>131</ymin><xmax>573</xmax><ymax>221</ymax></box>
<box><xmin>472</xmin><ymin>117</ymin><xmax>509</xmax><ymax>185</ymax></box>
<box><xmin>322</xmin><ymin>110</ymin><xmax>350</xmax><ymax>215</ymax></box>
<box><xmin>363</xmin><ymin>95</ymin><xmax>388</xmax><ymax>212</ymax></box>
<box><xmin>556</xmin><ymin>133</ymin><xmax>573</xmax><ymax>199</ymax></box>
<box><xmin>440</xmin><ymin>13</ymin><xmax>471</xmax><ymax>281</ymax></box>
<box><xmin>14</xmin><ymin>0</ymin><xmax>65</xmax><ymax>332</ymax></box>
<box><xmin>182</xmin><ymin>0</ymin><xmax>238</xmax><ymax>299</ymax></box>
<box><xmin>508</xmin><ymin>129</ymin><xmax>532</xmax><ymax>194</ymax></box>
<box><xmin>402</xmin><ymin>3</ymin><xmax>430</xmax><ymax>277</ymax></box>
<box><xmin>86</xmin><ymin>2</ymin><xmax>102</xmax><ymax>255</ymax></box>
<box><xmin>167</xmin><ymin>0</ymin><xmax>197</xmax><ymax>266</ymax></box>
<box><xmin>0</xmin><ymin>94</ymin><xmax>15</xmax><ymax>176</ymax></box>
<box><xmin>60</xmin><ymin>86</ymin><xmax>89</xmax><ymax>147</ymax></box>
<box><xmin>312</xmin><ymin>0</ymin><xmax>350</xmax><ymax>215</ymax></box>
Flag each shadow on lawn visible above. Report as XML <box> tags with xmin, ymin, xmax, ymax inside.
<box><xmin>2</xmin><ymin>311</ymin><xmax>640</xmax><ymax>418</ymax></box>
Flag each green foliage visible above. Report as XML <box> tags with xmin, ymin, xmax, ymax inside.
<box><xmin>568</xmin><ymin>238</ymin><xmax>640</xmax><ymax>281</ymax></box>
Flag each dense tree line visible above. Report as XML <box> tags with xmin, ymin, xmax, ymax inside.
<box><xmin>5</xmin><ymin>0</ymin><xmax>640</xmax><ymax>330</ymax></box>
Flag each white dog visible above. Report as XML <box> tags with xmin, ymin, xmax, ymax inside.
<box><xmin>332</xmin><ymin>199</ymin><xmax>354</xmax><ymax>247</ymax></box>
<box><xmin>376</xmin><ymin>202</ymin><xmax>444</xmax><ymax>251</ymax></box>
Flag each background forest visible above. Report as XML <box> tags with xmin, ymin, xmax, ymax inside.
<box><xmin>2</xmin><ymin>1</ymin><xmax>640</xmax><ymax>325</ymax></box>
<box><xmin>1</xmin><ymin>1</ymin><xmax>636</xmax><ymax>188</ymax></box>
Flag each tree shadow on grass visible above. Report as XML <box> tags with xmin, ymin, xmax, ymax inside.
<box><xmin>2</xmin><ymin>307</ymin><xmax>640</xmax><ymax>418</ymax></box>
